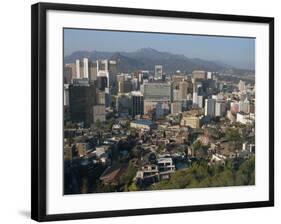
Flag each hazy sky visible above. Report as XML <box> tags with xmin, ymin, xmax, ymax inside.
<box><xmin>64</xmin><ymin>28</ymin><xmax>255</xmax><ymax>70</ymax></box>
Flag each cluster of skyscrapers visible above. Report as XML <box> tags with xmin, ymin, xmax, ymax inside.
<box><xmin>64</xmin><ymin>57</ymin><xmax>255</xmax><ymax>128</ymax></box>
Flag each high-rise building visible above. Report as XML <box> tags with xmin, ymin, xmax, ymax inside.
<box><xmin>172</xmin><ymin>75</ymin><xmax>184</xmax><ymax>82</ymax></box>
<box><xmin>96</xmin><ymin>90</ymin><xmax>106</xmax><ymax>105</ymax></box>
<box><xmin>116</xmin><ymin>74</ymin><xmax>125</xmax><ymax>82</ymax></box>
<box><xmin>64</xmin><ymin>84</ymin><xmax>69</xmax><ymax>106</ymax></box>
<box><xmin>173</xmin><ymin>89</ymin><xmax>180</xmax><ymax>101</ymax></box>
<box><xmin>192</xmin><ymin>92</ymin><xmax>198</xmax><ymax>106</ymax></box>
<box><xmin>131</xmin><ymin>91</ymin><xmax>144</xmax><ymax>117</ymax></box>
<box><xmin>83</xmin><ymin>58</ymin><xmax>89</xmax><ymax>79</ymax></box>
<box><xmin>207</xmin><ymin>71</ymin><xmax>213</xmax><ymax>79</ymax></box>
<box><xmin>204</xmin><ymin>98</ymin><xmax>216</xmax><ymax>117</ymax></box>
<box><xmin>239</xmin><ymin>98</ymin><xmax>250</xmax><ymax>113</ymax></box>
<box><xmin>116</xmin><ymin>93</ymin><xmax>131</xmax><ymax>115</ymax></box>
<box><xmin>69</xmin><ymin>81</ymin><xmax>96</xmax><ymax>127</ymax></box>
<box><xmin>118</xmin><ymin>80</ymin><xmax>132</xmax><ymax>93</ymax></box>
<box><xmin>238</xmin><ymin>80</ymin><xmax>246</xmax><ymax>92</ymax></box>
<box><xmin>179</xmin><ymin>81</ymin><xmax>188</xmax><ymax>100</ymax></box>
<box><xmin>197</xmin><ymin>95</ymin><xmax>204</xmax><ymax>108</ymax></box>
<box><xmin>75</xmin><ymin>58</ymin><xmax>92</xmax><ymax>79</ymax></box>
<box><xmin>75</xmin><ymin>59</ymin><xmax>81</xmax><ymax>79</ymax></box>
<box><xmin>89</xmin><ymin>61</ymin><xmax>97</xmax><ymax>83</ymax></box>
<box><xmin>96</xmin><ymin>76</ymin><xmax>108</xmax><ymax>91</ymax></box>
<box><xmin>171</xmin><ymin>101</ymin><xmax>182</xmax><ymax>114</ymax></box>
<box><xmin>143</xmin><ymin>82</ymin><xmax>172</xmax><ymax>101</ymax></box>
<box><xmin>131</xmin><ymin>78</ymin><xmax>139</xmax><ymax>91</ymax></box>
<box><xmin>93</xmin><ymin>105</ymin><xmax>106</xmax><ymax>123</ymax></box>
<box><xmin>154</xmin><ymin>65</ymin><xmax>163</xmax><ymax>80</ymax></box>
<box><xmin>97</xmin><ymin>59</ymin><xmax>117</xmax><ymax>91</ymax></box>
<box><xmin>192</xmin><ymin>70</ymin><xmax>207</xmax><ymax>82</ymax></box>
<box><xmin>64</xmin><ymin>64</ymin><xmax>75</xmax><ymax>84</ymax></box>
<box><xmin>215</xmin><ymin>100</ymin><xmax>227</xmax><ymax>117</ymax></box>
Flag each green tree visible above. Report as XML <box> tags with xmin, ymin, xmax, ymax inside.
<box><xmin>225</xmin><ymin>128</ymin><xmax>241</xmax><ymax>142</ymax></box>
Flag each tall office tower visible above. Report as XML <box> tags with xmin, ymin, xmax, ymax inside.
<box><xmin>197</xmin><ymin>95</ymin><xmax>204</xmax><ymax>108</ymax></box>
<box><xmin>204</xmin><ymin>98</ymin><xmax>216</xmax><ymax>117</ymax></box>
<box><xmin>131</xmin><ymin>78</ymin><xmax>139</xmax><ymax>91</ymax></box>
<box><xmin>118</xmin><ymin>80</ymin><xmax>132</xmax><ymax>93</ymax></box>
<box><xmin>239</xmin><ymin>98</ymin><xmax>250</xmax><ymax>113</ymax></box>
<box><xmin>192</xmin><ymin>92</ymin><xmax>198</xmax><ymax>106</ymax></box>
<box><xmin>75</xmin><ymin>58</ymin><xmax>91</xmax><ymax>79</ymax></box>
<box><xmin>207</xmin><ymin>71</ymin><xmax>213</xmax><ymax>79</ymax></box>
<box><xmin>215</xmin><ymin>100</ymin><xmax>227</xmax><ymax>117</ymax></box>
<box><xmin>83</xmin><ymin>58</ymin><xmax>89</xmax><ymax>79</ymax></box>
<box><xmin>143</xmin><ymin>82</ymin><xmax>172</xmax><ymax>101</ymax></box>
<box><xmin>238</xmin><ymin>80</ymin><xmax>246</xmax><ymax>92</ymax></box>
<box><xmin>186</xmin><ymin>79</ymin><xmax>193</xmax><ymax>94</ymax></box>
<box><xmin>141</xmin><ymin>71</ymin><xmax>150</xmax><ymax>81</ymax></box>
<box><xmin>96</xmin><ymin>91</ymin><xmax>106</xmax><ymax>105</ymax></box>
<box><xmin>64</xmin><ymin>84</ymin><xmax>69</xmax><ymax>106</ymax></box>
<box><xmin>192</xmin><ymin>70</ymin><xmax>207</xmax><ymax>82</ymax></box>
<box><xmin>89</xmin><ymin>61</ymin><xmax>97</xmax><ymax>83</ymax></box>
<box><xmin>138</xmin><ymin>73</ymin><xmax>143</xmax><ymax>84</ymax></box>
<box><xmin>96</xmin><ymin>76</ymin><xmax>108</xmax><ymax>91</ymax></box>
<box><xmin>116</xmin><ymin>74</ymin><xmax>125</xmax><ymax>82</ymax></box>
<box><xmin>97</xmin><ymin>59</ymin><xmax>110</xmax><ymax>88</ymax></box>
<box><xmin>116</xmin><ymin>93</ymin><xmax>131</xmax><ymax>115</ymax></box>
<box><xmin>63</xmin><ymin>65</ymin><xmax>73</xmax><ymax>84</ymax></box>
<box><xmin>173</xmin><ymin>89</ymin><xmax>180</xmax><ymax>101</ymax></box>
<box><xmin>69</xmin><ymin>81</ymin><xmax>96</xmax><ymax>127</ymax></box>
<box><xmin>75</xmin><ymin>59</ymin><xmax>81</xmax><ymax>78</ymax></box>
<box><xmin>154</xmin><ymin>65</ymin><xmax>163</xmax><ymax>80</ymax></box>
<box><xmin>179</xmin><ymin>81</ymin><xmax>188</xmax><ymax>100</ymax></box>
<box><xmin>131</xmin><ymin>91</ymin><xmax>144</xmax><ymax>117</ymax></box>
<box><xmin>64</xmin><ymin>63</ymin><xmax>77</xmax><ymax>83</ymax></box>
<box><xmin>97</xmin><ymin>59</ymin><xmax>117</xmax><ymax>93</ymax></box>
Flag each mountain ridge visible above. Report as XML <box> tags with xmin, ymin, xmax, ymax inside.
<box><xmin>64</xmin><ymin>48</ymin><xmax>252</xmax><ymax>73</ymax></box>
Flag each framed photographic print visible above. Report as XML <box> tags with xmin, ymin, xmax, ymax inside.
<box><xmin>31</xmin><ymin>2</ymin><xmax>274</xmax><ymax>222</ymax></box>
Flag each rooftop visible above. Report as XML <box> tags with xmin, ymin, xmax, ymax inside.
<box><xmin>131</xmin><ymin>119</ymin><xmax>154</xmax><ymax>126</ymax></box>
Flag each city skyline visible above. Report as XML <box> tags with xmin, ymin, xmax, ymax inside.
<box><xmin>64</xmin><ymin>28</ymin><xmax>255</xmax><ymax>70</ymax></box>
<box><xmin>63</xmin><ymin>30</ymin><xmax>255</xmax><ymax>195</ymax></box>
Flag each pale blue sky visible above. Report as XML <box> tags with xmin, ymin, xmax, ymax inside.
<box><xmin>64</xmin><ymin>28</ymin><xmax>255</xmax><ymax>70</ymax></box>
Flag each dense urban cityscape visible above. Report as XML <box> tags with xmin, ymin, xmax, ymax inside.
<box><xmin>63</xmin><ymin>50</ymin><xmax>255</xmax><ymax>194</ymax></box>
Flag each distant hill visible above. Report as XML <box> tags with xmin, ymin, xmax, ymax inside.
<box><xmin>64</xmin><ymin>48</ymin><xmax>251</xmax><ymax>74</ymax></box>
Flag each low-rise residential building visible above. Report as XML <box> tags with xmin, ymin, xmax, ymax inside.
<box><xmin>157</xmin><ymin>157</ymin><xmax>175</xmax><ymax>180</ymax></box>
<box><xmin>180</xmin><ymin>113</ymin><xmax>203</xmax><ymax>128</ymax></box>
<box><xmin>236</xmin><ymin>112</ymin><xmax>254</xmax><ymax>125</ymax></box>
<box><xmin>130</xmin><ymin>119</ymin><xmax>156</xmax><ymax>130</ymax></box>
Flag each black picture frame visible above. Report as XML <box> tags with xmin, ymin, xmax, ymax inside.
<box><xmin>31</xmin><ymin>2</ymin><xmax>274</xmax><ymax>222</ymax></box>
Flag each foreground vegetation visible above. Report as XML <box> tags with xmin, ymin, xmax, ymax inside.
<box><xmin>150</xmin><ymin>156</ymin><xmax>255</xmax><ymax>190</ymax></box>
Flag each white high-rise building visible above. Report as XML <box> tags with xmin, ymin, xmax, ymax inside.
<box><xmin>205</xmin><ymin>98</ymin><xmax>216</xmax><ymax>117</ymax></box>
<box><xmin>75</xmin><ymin>59</ymin><xmax>81</xmax><ymax>78</ymax></box>
<box><xmin>207</xmin><ymin>72</ymin><xmax>213</xmax><ymax>79</ymax></box>
<box><xmin>193</xmin><ymin>92</ymin><xmax>198</xmax><ymax>106</ymax></box>
<box><xmin>197</xmin><ymin>95</ymin><xmax>204</xmax><ymax>108</ymax></box>
<box><xmin>75</xmin><ymin>58</ymin><xmax>90</xmax><ymax>79</ymax></box>
<box><xmin>239</xmin><ymin>98</ymin><xmax>250</xmax><ymax>113</ymax></box>
<box><xmin>238</xmin><ymin>80</ymin><xmax>246</xmax><ymax>92</ymax></box>
<box><xmin>83</xmin><ymin>58</ymin><xmax>89</xmax><ymax>79</ymax></box>
<box><xmin>215</xmin><ymin>100</ymin><xmax>227</xmax><ymax>117</ymax></box>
